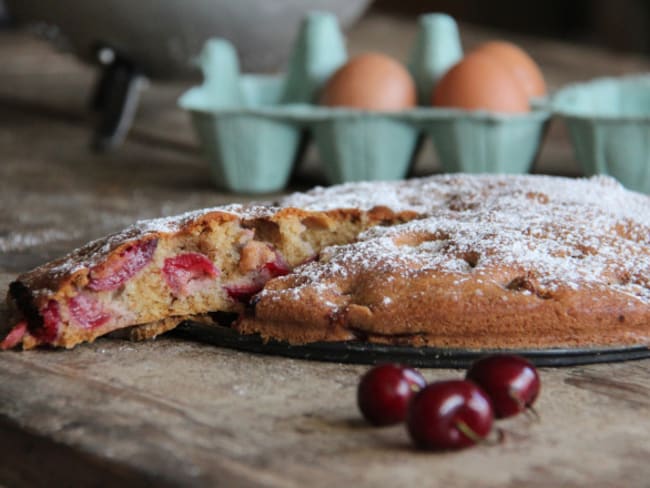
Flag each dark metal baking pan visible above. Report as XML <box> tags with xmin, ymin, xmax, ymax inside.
<box><xmin>173</xmin><ymin>321</ymin><xmax>650</xmax><ymax>368</ymax></box>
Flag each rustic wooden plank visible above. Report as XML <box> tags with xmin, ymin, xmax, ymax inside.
<box><xmin>1</xmin><ymin>339</ymin><xmax>650</xmax><ymax>487</ymax></box>
<box><xmin>3</xmin><ymin>12</ymin><xmax>650</xmax><ymax>487</ymax></box>
<box><xmin>0</xmin><ymin>414</ymin><xmax>175</xmax><ymax>488</ymax></box>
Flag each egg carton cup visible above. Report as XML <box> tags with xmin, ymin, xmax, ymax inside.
<box><xmin>405</xmin><ymin>108</ymin><xmax>550</xmax><ymax>174</ymax></box>
<box><xmin>550</xmin><ymin>74</ymin><xmax>650</xmax><ymax>194</ymax></box>
<box><xmin>179</xmin><ymin>12</ymin><xmax>551</xmax><ymax>193</ymax></box>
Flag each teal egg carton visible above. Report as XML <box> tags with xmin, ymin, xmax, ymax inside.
<box><xmin>179</xmin><ymin>12</ymin><xmax>551</xmax><ymax>193</ymax></box>
<box><xmin>551</xmin><ymin>75</ymin><xmax>650</xmax><ymax>194</ymax></box>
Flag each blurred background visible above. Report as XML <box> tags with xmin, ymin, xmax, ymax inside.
<box><xmin>376</xmin><ymin>0</ymin><xmax>650</xmax><ymax>55</ymax></box>
<box><xmin>3</xmin><ymin>0</ymin><xmax>650</xmax><ymax>70</ymax></box>
<box><xmin>3</xmin><ymin>1</ymin><xmax>650</xmax><ymax>76</ymax></box>
<box><xmin>1</xmin><ymin>0</ymin><xmax>649</xmax><ymax>186</ymax></box>
<box><xmin>1</xmin><ymin>0</ymin><xmax>649</xmax><ymax>162</ymax></box>
<box><xmin>1</xmin><ymin>0</ymin><xmax>650</xmax><ymax>268</ymax></box>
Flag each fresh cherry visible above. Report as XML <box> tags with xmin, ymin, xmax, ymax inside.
<box><xmin>407</xmin><ymin>380</ymin><xmax>494</xmax><ymax>450</ymax></box>
<box><xmin>357</xmin><ymin>364</ymin><xmax>426</xmax><ymax>426</ymax></box>
<box><xmin>465</xmin><ymin>354</ymin><xmax>540</xmax><ymax>419</ymax></box>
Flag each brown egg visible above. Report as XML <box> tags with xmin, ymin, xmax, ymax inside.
<box><xmin>320</xmin><ymin>53</ymin><xmax>417</xmax><ymax>111</ymax></box>
<box><xmin>474</xmin><ymin>41</ymin><xmax>547</xmax><ymax>97</ymax></box>
<box><xmin>432</xmin><ymin>51</ymin><xmax>530</xmax><ymax>113</ymax></box>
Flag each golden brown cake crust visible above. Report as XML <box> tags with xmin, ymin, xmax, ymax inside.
<box><xmin>4</xmin><ymin>173</ymin><xmax>650</xmax><ymax>351</ymax></box>
<box><xmin>237</xmin><ymin>174</ymin><xmax>650</xmax><ymax>349</ymax></box>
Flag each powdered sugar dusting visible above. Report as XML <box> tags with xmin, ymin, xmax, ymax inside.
<box><xmin>263</xmin><ymin>174</ymin><xmax>650</xmax><ymax>304</ymax></box>
<box><xmin>130</xmin><ymin>204</ymin><xmax>277</xmax><ymax>234</ymax></box>
<box><xmin>22</xmin><ymin>174</ymin><xmax>650</xmax><ymax>307</ymax></box>
<box><xmin>281</xmin><ymin>179</ymin><xmax>441</xmax><ymax>213</ymax></box>
<box><xmin>34</xmin><ymin>204</ymin><xmax>278</xmax><ymax>284</ymax></box>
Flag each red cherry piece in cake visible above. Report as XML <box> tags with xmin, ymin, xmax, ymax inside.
<box><xmin>33</xmin><ymin>300</ymin><xmax>61</xmax><ymax>344</ymax></box>
<box><xmin>0</xmin><ymin>320</ymin><xmax>27</xmax><ymax>350</ymax></box>
<box><xmin>407</xmin><ymin>380</ymin><xmax>494</xmax><ymax>450</ymax></box>
<box><xmin>466</xmin><ymin>354</ymin><xmax>540</xmax><ymax>419</ymax></box>
<box><xmin>163</xmin><ymin>252</ymin><xmax>219</xmax><ymax>295</ymax></box>
<box><xmin>226</xmin><ymin>249</ymin><xmax>291</xmax><ymax>304</ymax></box>
<box><xmin>357</xmin><ymin>363</ymin><xmax>426</xmax><ymax>426</ymax></box>
<box><xmin>261</xmin><ymin>252</ymin><xmax>291</xmax><ymax>277</ymax></box>
<box><xmin>68</xmin><ymin>294</ymin><xmax>111</xmax><ymax>329</ymax></box>
<box><xmin>88</xmin><ymin>238</ymin><xmax>158</xmax><ymax>291</ymax></box>
<box><xmin>225</xmin><ymin>282</ymin><xmax>263</xmax><ymax>304</ymax></box>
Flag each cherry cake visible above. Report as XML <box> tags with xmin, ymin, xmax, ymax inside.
<box><xmin>3</xmin><ymin>174</ymin><xmax>650</xmax><ymax>350</ymax></box>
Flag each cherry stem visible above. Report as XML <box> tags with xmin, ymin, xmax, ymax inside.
<box><xmin>455</xmin><ymin>420</ymin><xmax>481</xmax><ymax>444</ymax></box>
<box><xmin>455</xmin><ymin>421</ymin><xmax>504</xmax><ymax>446</ymax></box>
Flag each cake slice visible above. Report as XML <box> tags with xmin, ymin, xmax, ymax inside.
<box><xmin>2</xmin><ymin>202</ymin><xmax>416</xmax><ymax>350</ymax></box>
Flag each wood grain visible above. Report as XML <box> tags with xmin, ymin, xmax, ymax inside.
<box><xmin>2</xmin><ymin>12</ymin><xmax>650</xmax><ymax>487</ymax></box>
<box><xmin>1</xmin><ymin>340</ymin><xmax>650</xmax><ymax>487</ymax></box>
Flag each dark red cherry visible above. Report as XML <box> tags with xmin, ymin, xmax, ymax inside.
<box><xmin>357</xmin><ymin>364</ymin><xmax>426</xmax><ymax>426</ymax></box>
<box><xmin>465</xmin><ymin>354</ymin><xmax>540</xmax><ymax>419</ymax></box>
<box><xmin>407</xmin><ymin>380</ymin><xmax>494</xmax><ymax>450</ymax></box>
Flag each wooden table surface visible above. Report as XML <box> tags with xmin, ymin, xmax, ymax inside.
<box><xmin>2</xmin><ymin>12</ymin><xmax>650</xmax><ymax>487</ymax></box>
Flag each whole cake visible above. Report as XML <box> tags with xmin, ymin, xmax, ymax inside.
<box><xmin>3</xmin><ymin>174</ymin><xmax>650</xmax><ymax>350</ymax></box>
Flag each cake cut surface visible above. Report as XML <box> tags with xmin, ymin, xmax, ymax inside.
<box><xmin>3</xmin><ymin>174</ymin><xmax>650</xmax><ymax>350</ymax></box>
<box><xmin>3</xmin><ymin>202</ymin><xmax>414</xmax><ymax>349</ymax></box>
